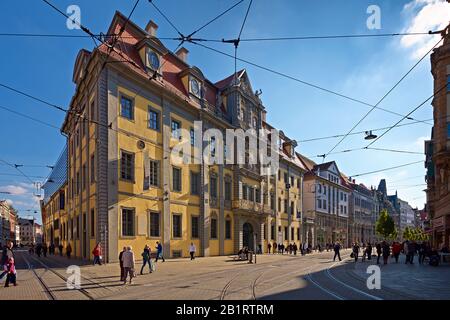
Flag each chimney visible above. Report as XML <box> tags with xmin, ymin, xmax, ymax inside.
<box><xmin>145</xmin><ymin>20</ymin><xmax>158</xmax><ymax>37</ymax></box>
<box><xmin>175</xmin><ymin>47</ymin><xmax>189</xmax><ymax>63</ymax></box>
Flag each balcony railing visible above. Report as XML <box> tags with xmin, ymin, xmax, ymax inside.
<box><xmin>232</xmin><ymin>199</ymin><xmax>268</xmax><ymax>215</ymax></box>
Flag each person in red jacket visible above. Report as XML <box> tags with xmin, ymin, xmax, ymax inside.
<box><xmin>4</xmin><ymin>257</ymin><xmax>17</xmax><ymax>287</ymax></box>
<box><xmin>392</xmin><ymin>241</ymin><xmax>402</xmax><ymax>263</ymax></box>
<box><xmin>92</xmin><ymin>243</ymin><xmax>102</xmax><ymax>266</ymax></box>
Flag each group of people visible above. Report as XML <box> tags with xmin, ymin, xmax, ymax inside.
<box><xmin>30</xmin><ymin>242</ymin><xmax>72</xmax><ymax>259</ymax></box>
<box><xmin>0</xmin><ymin>241</ymin><xmax>16</xmax><ymax>287</ymax></box>
<box><xmin>346</xmin><ymin>240</ymin><xmax>444</xmax><ymax>265</ymax></box>
<box><xmin>267</xmin><ymin>242</ymin><xmax>311</xmax><ymax>255</ymax></box>
<box><xmin>118</xmin><ymin>241</ymin><xmax>165</xmax><ymax>285</ymax></box>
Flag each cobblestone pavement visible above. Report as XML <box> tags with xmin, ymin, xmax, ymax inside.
<box><xmin>1</xmin><ymin>249</ymin><xmax>449</xmax><ymax>300</ymax></box>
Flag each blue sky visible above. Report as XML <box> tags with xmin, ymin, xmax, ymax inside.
<box><xmin>0</xmin><ymin>0</ymin><xmax>448</xmax><ymax>222</ymax></box>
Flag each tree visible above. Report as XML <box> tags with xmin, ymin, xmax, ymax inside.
<box><xmin>375</xmin><ymin>209</ymin><xmax>396</xmax><ymax>240</ymax></box>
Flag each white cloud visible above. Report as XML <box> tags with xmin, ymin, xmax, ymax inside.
<box><xmin>0</xmin><ymin>185</ymin><xmax>27</xmax><ymax>195</ymax></box>
<box><xmin>5</xmin><ymin>199</ymin><xmax>13</xmax><ymax>205</ymax></box>
<box><xmin>400</xmin><ymin>0</ymin><xmax>450</xmax><ymax>59</ymax></box>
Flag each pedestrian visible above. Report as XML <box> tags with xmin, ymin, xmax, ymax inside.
<box><xmin>92</xmin><ymin>243</ymin><xmax>102</xmax><ymax>265</ymax></box>
<box><xmin>42</xmin><ymin>243</ymin><xmax>48</xmax><ymax>257</ymax></box>
<box><xmin>352</xmin><ymin>243</ymin><xmax>360</xmax><ymax>262</ymax></box>
<box><xmin>392</xmin><ymin>241</ymin><xmax>401</xmax><ymax>263</ymax></box>
<box><xmin>3</xmin><ymin>257</ymin><xmax>17</xmax><ymax>287</ymax></box>
<box><xmin>155</xmin><ymin>241</ymin><xmax>165</xmax><ymax>262</ymax></box>
<box><xmin>189</xmin><ymin>242</ymin><xmax>196</xmax><ymax>260</ymax></box>
<box><xmin>66</xmin><ymin>243</ymin><xmax>72</xmax><ymax>259</ymax></box>
<box><xmin>122</xmin><ymin>246</ymin><xmax>135</xmax><ymax>285</ymax></box>
<box><xmin>267</xmin><ymin>243</ymin><xmax>272</xmax><ymax>254</ymax></box>
<box><xmin>293</xmin><ymin>243</ymin><xmax>298</xmax><ymax>255</ymax></box>
<box><xmin>376</xmin><ymin>242</ymin><xmax>382</xmax><ymax>264</ymax></box>
<box><xmin>36</xmin><ymin>244</ymin><xmax>42</xmax><ymax>258</ymax></box>
<box><xmin>404</xmin><ymin>240</ymin><xmax>411</xmax><ymax>264</ymax></box>
<box><xmin>280</xmin><ymin>244</ymin><xmax>285</xmax><ymax>255</ymax></box>
<box><xmin>407</xmin><ymin>241</ymin><xmax>416</xmax><ymax>264</ymax></box>
<box><xmin>119</xmin><ymin>246</ymin><xmax>126</xmax><ymax>281</ymax></box>
<box><xmin>0</xmin><ymin>241</ymin><xmax>14</xmax><ymax>281</ymax></box>
<box><xmin>272</xmin><ymin>242</ymin><xmax>277</xmax><ymax>254</ymax></box>
<box><xmin>367</xmin><ymin>243</ymin><xmax>373</xmax><ymax>260</ymax></box>
<box><xmin>277</xmin><ymin>243</ymin><xmax>281</xmax><ymax>254</ymax></box>
<box><xmin>140</xmin><ymin>245</ymin><xmax>153</xmax><ymax>274</ymax></box>
<box><xmin>382</xmin><ymin>241</ymin><xmax>390</xmax><ymax>265</ymax></box>
<box><xmin>58</xmin><ymin>244</ymin><xmax>63</xmax><ymax>256</ymax></box>
<box><xmin>333</xmin><ymin>242</ymin><xmax>342</xmax><ymax>262</ymax></box>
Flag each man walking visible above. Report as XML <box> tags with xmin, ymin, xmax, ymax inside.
<box><xmin>119</xmin><ymin>246</ymin><xmax>127</xmax><ymax>281</ymax></box>
<box><xmin>352</xmin><ymin>243</ymin><xmax>360</xmax><ymax>262</ymax></box>
<box><xmin>122</xmin><ymin>246</ymin><xmax>135</xmax><ymax>285</ymax></box>
<box><xmin>382</xmin><ymin>241</ymin><xmax>390</xmax><ymax>265</ymax></box>
<box><xmin>376</xmin><ymin>242</ymin><xmax>382</xmax><ymax>264</ymax></box>
<box><xmin>155</xmin><ymin>241</ymin><xmax>165</xmax><ymax>262</ymax></box>
<box><xmin>267</xmin><ymin>242</ymin><xmax>272</xmax><ymax>254</ymax></box>
<box><xmin>333</xmin><ymin>242</ymin><xmax>342</xmax><ymax>262</ymax></box>
<box><xmin>0</xmin><ymin>241</ymin><xmax>14</xmax><ymax>281</ymax></box>
<box><xmin>189</xmin><ymin>242</ymin><xmax>196</xmax><ymax>260</ymax></box>
<box><xmin>366</xmin><ymin>243</ymin><xmax>373</xmax><ymax>260</ymax></box>
<box><xmin>392</xmin><ymin>241</ymin><xmax>402</xmax><ymax>263</ymax></box>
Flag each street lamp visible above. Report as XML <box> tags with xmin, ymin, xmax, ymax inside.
<box><xmin>364</xmin><ymin>131</ymin><xmax>377</xmax><ymax>140</ymax></box>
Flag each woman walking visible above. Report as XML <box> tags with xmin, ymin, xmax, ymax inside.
<box><xmin>382</xmin><ymin>241</ymin><xmax>390</xmax><ymax>265</ymax></box>
<box><xmin>140</xmin><ymin>245</ymin><xmax>153</xmax><ymax>274</ymax></box>
<box><xmin>92</xmin><ymin>243</ymin><xmax>102</xmax><ymax>265</ymax></box>
<box><xmin>352</xmin><ymin>243</ymin><xmax>360</xmax><ymax>262</ymax></box>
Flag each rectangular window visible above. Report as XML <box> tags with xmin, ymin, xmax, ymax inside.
<box><xmin>278</xmin><ymin>198</ymin><xmax>281</xmax><ymax>211</ymax></box>
<box><xmin>148</xmin><ymin>107</ymin><xmax>159</xmax><ymax>130</ymax></box>
<box><xmin>323</xmin><ymin>199</ymin><xmax>327</xmax><ymax>209</ymax></box>
<box><xmin>172</xmin><ymin>214</ymin><xmax>182</xmax><ymax>238</ymax></box>
<box><xmin>291</xmin><ymin>227</ymin><xmax>295</xmax><ymax>240</ymax></box>
<box><xmin>243</xmin><ymin>185</ymin><xmax>248</xmax><ymax>200</ymax></box>
<box><xmin>82</xmin><ymin>164</ymin><xmax>86</xmax><ymax>191</ymax></box>
<box><xmin>172</xmin><ymin>167</ymin><xmax>182</xmax><ymax>192</ymax></box>
<box><xmin>291</xmin><ymin>176</ymin><xmax>294</xmax><ymax>186</ymax></box>
<box><xmin>249</xmin><ymin>187</ymin><xmax>254</xmax><ymax>202</ymax></box>
<box><xmin>190</xmin><ymin>172</ymin><xmax>200</xmax><ymax>195</ymax></box>
<box><xmin>284</xmin><ymin>199</ymin><xmax>288</xmax><ymax>213</ymax></box>
<box><xmin>149</xmin><ymin>212</ymin><xmax>160</xmax><ymax>237</ymax></box>
<box><xmin>191</xmin><ymin>216</ymin><xmax>199</xmax><ymax>239</ymax></box>
<box><xmin>171</xmin><ymin>120</ymin><xmax>181</xmax><ymax>139</ymax></box>
<box><xmin>317</xmin><ymin>199</ymin><xmax>322</xmax><ymax>209</ymax></box>
<box><xmin>291</xmin><ymin>201</ymin><xmax>295</xmax><ymax>215</ymax></box>
<box><xmin>59</xmin><ymin>190</ymin><xmax>65</xmax><ymax>210</ymax></box>
<box><xmin>90</xmin><ymin>154</ymin><xmax>95</xmax><ymax>184</ymax></box>
<box><xmin>210</xmin><ymin>217</ymin><xmax>217</xmax><ymax>239</ymax></box>
<box><xmin>190</xmin><ymin>128</ymin><xmax>195</xmax><ymax>146</ymax></box>
<box><xmin>225</xmin><ymin>219</ymin><xmax>232</xmax><ymax>239</ymax></box>
<box><xmin>120</xmin><ymin>96</ymin><xmax>133</xmax><ymax>120</ymax></box>
<box><xmin>90</xmin><ymin>209</ymin><xmax>95</xmax><ymax>237</ymax></box>
<box><xmin>149</xmin><ymin>160</ymin><xmax>159</xmax><ymax>187</ymax></box>
<box><xmin>121</xmin><ymin>208</ymin><xmax>135</xmax><ymax>237</ymax></box>
<box><xmin>271</xmin><ymin>225</ymin><xmax>275</xmax><ymax>240</ymax></box>
<box><xmin>284</xmin><ymin>227</ymin><xmax>288</xmax><ymax>240</ymax></box>
<box><xmin>90</xmin><ymin>101</ymin><xmax>95</xmax><ymax>121</ymax></box>
<box><xmin>210</xmin><ymin>176</ymin><xmax>217</xmax><ymax>198</ymax></box>
<box><xmin>255</xmin><ymin>189</ymin><xmax>261</xmax><ymax>203</ymax></box>
<box><xmin>210</xmin><ymin>137</ymin><xmax>216</xmax><ymax>157</ymax></box>
<box><xmin>297</xmin><ymin>178</ymin><xmax>301</xmax><ymax>189</ymax></box>
<box><xmin>297</xmin><ymin>227</ymin><xmax>300</xmax><ymax>241</ymax></box>
<box><xmin>225</xmin><ymin>180</ymin><xmax>232</xmax><ymax>201</ymax></box>
<box><xmin>120</xmin><ymin>151</ymin><xmax>134</xmax><ymax>181</ymax></box>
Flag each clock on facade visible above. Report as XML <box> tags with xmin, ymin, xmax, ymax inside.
<box><xmin>148</xmin><ymin>51</ymin><xmax>160</xmax><ymax>70</ymax></box>
<box><xmin>190</xmin><ymin>78</ymin><xmax>200</xmax><ymax>96</ymax></box>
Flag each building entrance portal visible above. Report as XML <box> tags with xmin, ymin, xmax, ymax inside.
<box><xmin>243</xmin><ymin>222</ymin><xmax>254</xmax><ymax>251</ymax></box>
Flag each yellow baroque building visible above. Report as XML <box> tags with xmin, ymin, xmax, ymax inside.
<box><xmin>41</xmin><ymin>12</ymin><xmax>308</xmax><ymax>262</ymax></box>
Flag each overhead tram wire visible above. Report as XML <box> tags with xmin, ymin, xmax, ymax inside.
<box><xmin>0</xmin><ymin>104</ymin><xmax>60</xmax><ymax>130</ymax></box>
<box><xmin>366</xmin><ymin>83</ymin><xmax>449</xmax><ymax>148</ymax></box>
<box><xmin>0</xmin><ymin>159</ymin><xmax>38</xmax><ymax>184</ymax></box>
<box><xmin>323</xmin><ymin>36</ymin><xmax>445</xmax><ymax>159</ymax></box>
<box><xmin>349</xmin><ymin>160</ymin><xmax>423</xmax><ymax>178</ymax></box>
<box><xmin>187</xmin><ymin>41</ymin><xmax>431</xmax><ymax>125</ymax></box>
<box><xmin>311</xmin><ymin>146</ymin><xmax>424</xmax><ymax>159</ymax></box>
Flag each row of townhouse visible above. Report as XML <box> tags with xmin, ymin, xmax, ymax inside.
<box><xmin>0</xmin><ymin>200</ymin><xmax>20</xmax><ymax>246</ymax></box>
<box><xmin>39</xmin><ymin>12</ymin><xmax>410</xmax><ymax>261</ymax></box>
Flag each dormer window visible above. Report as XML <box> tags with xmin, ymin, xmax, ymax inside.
<box><xmin>190</xmin><ymin>77</ymin><xmax>201</xmax><ymax>98</ymax></box>
<box><xmin>146</xmin><ymin>49</ymin><xmax>160</xmax><ymax>70</ymax></box>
